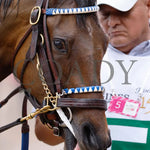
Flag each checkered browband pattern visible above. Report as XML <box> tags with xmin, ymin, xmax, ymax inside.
<box><xmin>46</xmin><ymin>6</ymin><xmax>99</xmax><ymax>16</ymax></box>
<box><xmin>62</xmin><ymin>86</ymin><xmax>104</xmax><ymax>95</ymax></box>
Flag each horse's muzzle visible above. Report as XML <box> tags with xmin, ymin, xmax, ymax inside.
<box><xmin>80</xmin><ymin>122</ymin><xmax>111</xmax><ymax>150</ymax></box>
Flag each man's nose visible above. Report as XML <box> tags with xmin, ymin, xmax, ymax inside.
<box><xmin>108</xmin><ymin>14</ymin><xmax>120</xmax><ymax>27</ymax></box>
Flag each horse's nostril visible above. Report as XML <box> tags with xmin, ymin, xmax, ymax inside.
<box><xmin>81</xmin><ymin>123</ymin><xmax>111</xmax><ymax>150</ymax></box>
<box><xmin>82</xmin><ymin>123</ymin><xmax>99</xmax><ymax>149</ymax></box>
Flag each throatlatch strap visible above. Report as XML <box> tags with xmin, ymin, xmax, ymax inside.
<box><xmin>0</xmin><ymin>86</ymin><xmax>23</xmax><ymax>108</ymax></box>
<box><xmin>0</xmin><ymin>118</ymin><xmax>24</xmax><ymax>133</ymax></box>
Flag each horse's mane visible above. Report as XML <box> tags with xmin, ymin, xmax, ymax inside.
<box><xmin>75</xmin><ymin>0</ymin><xmax>96</xmax><ymax>8</ymax></box>
<box><xmin>0</xmin><ymin>0</ymin><xmax>15</xmax><ymax>7</ymax></box>
<box><xmin>0</xmin><ymin>0</ymin><xmax>20</xmax><ymax>18</ymax></box>
<box><xmin>75</xmin><ymin>0</ymin><xmax>98</xmax><ymax>27</ymax></box>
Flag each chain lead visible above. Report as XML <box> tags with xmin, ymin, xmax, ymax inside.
<box><xmin>36</xmin><ymin>53</ymin><xmax>58</xmax><ymax>110</ymax></box>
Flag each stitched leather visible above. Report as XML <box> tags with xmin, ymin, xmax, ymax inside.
<box><xmin>57</xmin><ymin>98</ymin><xmax>107</xmax><ymax>110</ymax></box>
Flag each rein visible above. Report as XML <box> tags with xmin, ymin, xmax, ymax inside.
<box><xmin>0</xmin><ymin>0</ymin><xmax>107</xmax><ymax>149</ymax></box>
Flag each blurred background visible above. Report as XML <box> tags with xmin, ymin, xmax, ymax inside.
<box><xmin>0</xmin><ymin>74</ymin><xmax>64</xmax><ymax>150</ymax></box>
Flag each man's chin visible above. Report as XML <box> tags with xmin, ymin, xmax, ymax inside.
<box><xmin>110</xmin><ymin>40</ymin><xmax>132</xmax><ymax>53</ymax></box>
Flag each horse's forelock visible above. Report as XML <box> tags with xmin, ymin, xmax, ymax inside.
<box><xmin>75</xmin><ymin>0</ymin><xmax>96</xmax><ymax>7</ymax></box>
<box><xmin>0</xmin><ymin>0</ymin><xmax>13</xmax><ymax>9</ymax></box>
<box><xmin>75</xmin><ymin>0</ymin><xmax>98</xmax><ymax>29</ymax></box>
<box><xmin>0</xmin><ymin>0</ymin><xmax>20</xmax><ymax>18</ymax></box>
<box><xmin>50</xmin><ymin>0</ymin><xmax>98</xmax><ymax>29</ymax></box>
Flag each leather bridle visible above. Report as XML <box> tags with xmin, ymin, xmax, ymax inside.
<box><xmin>0</xmin><ymin>0</ymin><xmax>107</xmax><ymax>137</ymax></box>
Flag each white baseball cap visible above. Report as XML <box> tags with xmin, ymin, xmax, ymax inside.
<box><xmin>97</xmin><ymin>0</ymin><xmax>138</xmax><ymax>12</ymax></box>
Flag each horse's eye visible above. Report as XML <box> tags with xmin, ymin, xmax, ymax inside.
<box><xmin>53</xmin><ymin>38</ymin><xmax>68</xmax><ymax>54</ymax></box>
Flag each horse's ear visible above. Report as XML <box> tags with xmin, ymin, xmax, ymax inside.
<box><xmin>49</xmin><ymin>0</ymin><xmax>62</xmax><ymax>7</ymax></box>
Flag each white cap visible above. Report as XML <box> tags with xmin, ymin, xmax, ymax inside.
<box><xmin>97</xmin><ymin>0</ymin><xmax>138</xmax><ymax>12</ymax></box>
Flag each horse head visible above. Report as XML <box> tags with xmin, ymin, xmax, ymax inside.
<box><xmin>0</xmin><ymin>0</ymin><xmax>111</xmax><ymax>149</ymax></box>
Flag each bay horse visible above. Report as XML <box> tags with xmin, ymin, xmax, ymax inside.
<box><xmin>0</xmin><ymin>0</ymin><xmax>111</xmax><ymax>150</ymax></box>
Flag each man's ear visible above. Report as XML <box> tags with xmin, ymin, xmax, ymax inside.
<box><xmin>147</xmin><ymin>0</ymin><xmax>150</xmax><ymax>18</ymax></box>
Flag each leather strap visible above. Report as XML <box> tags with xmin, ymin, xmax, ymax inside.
<box><xmin>57</xmin><ymin>98</ymin><xmax>107</xmax><ymax>110</ymax></box>
<box><xmin>0</xmin><ymin>96</ymin><xmax>29</xmax><ymax>133</ymax></box>
<box><xmin>42</xmin><ymin>0</ymin><xmax>62</xmax><ymax>93</ymax></box>
<box><xmin>22</xmin><ymin>96</ymin><xmax>29</xmax><ymax>133</ymax></box>
<box><xmin>20</xmin><ymin>0</ymin><xmax>44</xmax><ymax>82</ymax></box>
<box><xmin>24</xmin><ymin>90</ymin><xmax>41</xmax><ymax>108</ymax></box>
<box><xmin>0</xmin><ymin>118</ymin><xmax>24</xmax><ymax>133</ymax></box>
<box><xmin>0</xmin><ymin>86</ymin><xmax>23</xmax><ymax>108</ymax></box>
<box><xmin>38</xmin><ymin>42</ymin><xmax>55</xmax><ymax>95</ymax></box>
<box><xmin>19</xmin><ymin>0</ymin><xmax>45</xmax><ymax>108</ymax></box>
<box><xmin>12</xmin><ymin>27</ymin><xmax>32</xmax><ymax>72</ymax></box>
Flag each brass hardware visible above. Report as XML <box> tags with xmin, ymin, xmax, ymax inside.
<box><xmin>19</xmin><ymin>53</ymin><xmax>60</xmax><ymax>122</ymax></box>
<box><xmin>18</xmin><ymin>54</ymin><xmax>63</xmax><ymax>122</ymax></box>
<box><xmin>40</xmin><ymin>34</ymin><xmax>44</xmax><ymax>45</ymax></box>
<box><xmin>36</xmin><ymin>53</ymin><xmax>53</xmax><ymax>97</ymax></box>
<box><xmin>36</xmin><ymin>53</ymin><xmax>59</xmax><ymax>109</ymax></box>
<box><xmin>20</xmin><ymin>97</ymin><xmax>59</xmax><ymax>122</ymax></box>
<box><xmin>29</xmin><ymin>6</ymin><xmax>41</xmax><ymax>25</ymax></box>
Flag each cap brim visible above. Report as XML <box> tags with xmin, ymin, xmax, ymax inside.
<box><xmin>97</xmin><ymin>0</ymin><xmax>138</xmax><ymax>12</ymax></box>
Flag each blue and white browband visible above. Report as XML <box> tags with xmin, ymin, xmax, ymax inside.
<box><xmin>46</xmin><ymin>6</ymin><xmax>99</xmax><ymax>16</ymax></box>
<box><xmin>62</xmin><ymin>86</ymin><xmax>104</xmax><ymax>95</ymax></box>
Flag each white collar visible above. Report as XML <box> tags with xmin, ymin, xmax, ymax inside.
<box><xmin>109</xmin><ymin>40</ymin><xmax>150</xmax><ymax>56</ymax></box>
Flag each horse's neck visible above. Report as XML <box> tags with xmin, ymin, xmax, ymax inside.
<box><xmin>0</xmin><ymin>0</ymin><xmax>36</xmax><ymax>81</ymax></box>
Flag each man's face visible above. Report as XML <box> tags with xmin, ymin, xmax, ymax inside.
<box><xmin>97</xmin><ymin>0</ymin><xmax>150</xmax><ymax>53</ymax></box>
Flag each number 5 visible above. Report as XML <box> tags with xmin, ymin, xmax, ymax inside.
<box><xmin>115</xmin><ymin>101</ymin><xmax>121</xmax><ymax>109</ymax></box>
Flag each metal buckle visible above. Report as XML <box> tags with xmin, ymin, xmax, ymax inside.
<box><xmin>40</xmin><ymin>34</ymin><xmax>44</xmax><ymax>45</ymax></box>
<box><xmin>29</xmin><ymin>6</ymin><xmax>41</xmax><ymax>25</ymax></box>
<box><xmin>53</xmin><ymin>127</ymin><xmax>60</xmax><ymax>136</ymax></box>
